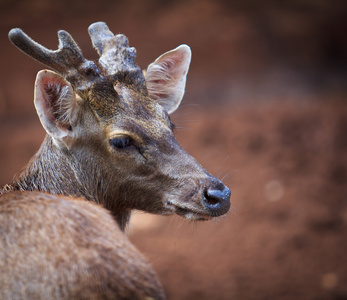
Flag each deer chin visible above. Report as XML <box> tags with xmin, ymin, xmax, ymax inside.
<box><xmin>165</xmin><ymin>200</ymin><xmax>213</xmax><ymax>221</ymax></box>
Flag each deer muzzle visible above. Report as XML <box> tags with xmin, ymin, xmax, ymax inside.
<box><xmin>166</xmin><ymin>174</ymin><xmax>231</xmax><ymax>221</ymax></box>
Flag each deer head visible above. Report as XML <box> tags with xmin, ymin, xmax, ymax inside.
<box><xmin>8</xmin><ymin>22</ymin><xmax>231</xmax><ymax>229</ymax></box>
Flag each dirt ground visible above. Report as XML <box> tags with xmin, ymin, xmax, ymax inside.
<box><xmin>0</xmin><ymin>1</ymin><xmax>346</xmax><ymax>299</ymax></box>
<box><xmin>130</xmin><ymin>101</ymin><xmax>347</xmax><ymax>300</ymax></box>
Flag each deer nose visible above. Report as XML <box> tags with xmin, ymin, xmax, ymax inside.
<box><xmin>203</xmin><ymin>185</ymin><xmax>231</xmax><ymax>217</ymax></box>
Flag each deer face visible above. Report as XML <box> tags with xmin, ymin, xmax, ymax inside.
<box><xmin>10</xmin><ymin>23</ymin><xmax>231</xmax><ymax>221</ymax></box>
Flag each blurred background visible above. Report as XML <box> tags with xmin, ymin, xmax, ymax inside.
<box><xmin>0</xmin><ymin>0</ymin><xmax>346</xmax><ymax>299</ymax></box>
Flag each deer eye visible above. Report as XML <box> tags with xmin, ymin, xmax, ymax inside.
<box><xmin>109</xmin><ymin>137</ymin><xmax>134</xmax><ymax>149</ymax></box>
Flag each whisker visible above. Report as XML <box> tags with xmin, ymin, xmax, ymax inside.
<box><xmin>221</xmin><ymin>173</ymin><xmax>231</xmax><ymax>183</ymax></box>
<box><xmin>228</xmin><ymin>205</ymin><xmax>239</xmax><ymax>216</ymax></box>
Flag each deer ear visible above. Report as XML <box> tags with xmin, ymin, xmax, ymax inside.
<box><xmin>145</xmin><ymin>44</ymin><xmax>191</xmax><ymax>114</ymax></box>
<box><xmin>34</xmin><ymin>70</ymin><xmax>79</xmax><ymax>147</ymax></box>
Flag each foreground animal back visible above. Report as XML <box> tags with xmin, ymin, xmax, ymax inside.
<box><xmin>0</xmin><ymin>191</ymin><xmax>164</xmax><ymax>300</ymax></box>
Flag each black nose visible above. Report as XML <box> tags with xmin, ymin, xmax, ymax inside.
<box><xmin>203</xmin><ymin>185</ymin><xmax>231</xmax><ymax>217</ymax></box>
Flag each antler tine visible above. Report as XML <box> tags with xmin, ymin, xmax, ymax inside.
<box><xmin>57</xmin><ymin>30</ymin><xmax>86</xmax><ymax>67</ymax></box>
<box><xmin>88</xmin><ymin>22</ymin><xmax>114</xmax><ymax>56</ymax></box>
<box><xmin>9</xmin><ymin>28</ymin><xmax>86</xmax><ymax>75</ymax></box>
<box><xmin>88</xmin><ymin>22</ymin><xmax>138</xmax><ymax>75</ymax></box>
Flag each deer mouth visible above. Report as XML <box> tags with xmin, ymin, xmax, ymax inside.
<box><xmin>166</xmin><ymin>200</ymin><xmax>213</xmax><ymax>221</ymax></box>
<box><xmin>165</xmin><ymin>180</ymin><xmax>231</xmax><ymax>220</ymax></box>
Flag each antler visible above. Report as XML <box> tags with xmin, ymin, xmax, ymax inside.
<box><xmin>8</xmin><ymin>28</ymin><xmax>100</xmax><ymax>87</ymax></box>
<box><xmin>88</xmin><ymin>22</ymin><xmax>138</xmax><ymax>75</ymax></box>
<box><xmin>8</xmin><ymin>23</ymin><xmax>139</xmax><ymax>88</ymax></box>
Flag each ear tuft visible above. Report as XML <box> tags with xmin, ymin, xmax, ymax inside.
<box><xmin>35</xmin><ymin>70</ymin><xmax>78</xmax><ymax>144</ymax></box>
<box><xmin>145</xmin><ymin>44</ymin><xmax>191</xmax><ymax>114</ymax></box>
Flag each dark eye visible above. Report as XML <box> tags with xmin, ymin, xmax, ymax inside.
<box><xmin>109</xmin><ymin>137</ymin><xmax>134</xmax><ymax>149</ymax></box>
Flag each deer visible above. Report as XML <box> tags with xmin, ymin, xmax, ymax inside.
<box><xmin>0</xmin><ymin>22</ymin><xmax>231</xmax><ymax>299</ymax></box>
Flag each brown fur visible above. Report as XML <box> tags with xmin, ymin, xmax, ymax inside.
<box><xmin>0</xmin><ymin>191</ymin><xmax>164</xmax><ymax>299</ymax></box>
<box><xmin>2</xmin><ymin>22</ymin><xmax>231</xmax><ymax>299</ymax></box>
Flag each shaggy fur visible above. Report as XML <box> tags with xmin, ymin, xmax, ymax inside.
<box><xmin>2</xmin><ymin>21</ymin><xmax>231</xmax><ymax>299</ymax></box>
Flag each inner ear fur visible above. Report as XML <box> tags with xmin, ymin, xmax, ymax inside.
<box><xmin>145</xmin><ymin>44</ymin><xmax>191</xmax><ymax>114</ymax></box>
<box><xmin>34</xmin><ymin>70</ymin><xmax>78</xmax><ymax>141</ymax></box>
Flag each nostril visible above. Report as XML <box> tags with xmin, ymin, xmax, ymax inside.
<box><xmin>203</xmin><ymin>186</ymin><xmax>231</xmax><ymax>216</ymax></box>
<box><xmin>204</xmin><ymin>189</ymin><xmax>222</xmax><ymax>206</ymax></box>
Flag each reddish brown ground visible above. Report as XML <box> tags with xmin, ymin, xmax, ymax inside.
<box><xmin>130</xmin><ymin>101</ymin><xmax>347</xmax><ymax>300</ymax></box>
<box><xmin>0</xmin><ymin>1</ymin><xmax>346</xmax><ymax>299</ymax></box>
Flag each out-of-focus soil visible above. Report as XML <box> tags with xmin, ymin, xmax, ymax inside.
<box><xmin>130</xmin><ymin>101</ymin><xmax>347</xmax><ymax>300</ymax></box>
<box><xmin>0</xmin><ymin>1</ymin><xmax>346</xmax><ymax>299</ymax></box>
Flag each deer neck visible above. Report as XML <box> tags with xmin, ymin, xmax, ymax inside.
<box><xmin>4</xmin><ymin>136</ymin><xmax>131</xmax><ymax>230</ymax></box>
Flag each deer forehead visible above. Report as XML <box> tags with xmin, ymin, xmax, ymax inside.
<box><xmin>87</xmin><ymin>80</ymin><xmax>173</xmax><ymax>140</ymax></box>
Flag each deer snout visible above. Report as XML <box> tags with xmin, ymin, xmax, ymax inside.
<box><xmin>203</xmin><ymin>183</ymin><xmax>231</xmax><ymax>217</ymax></box>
